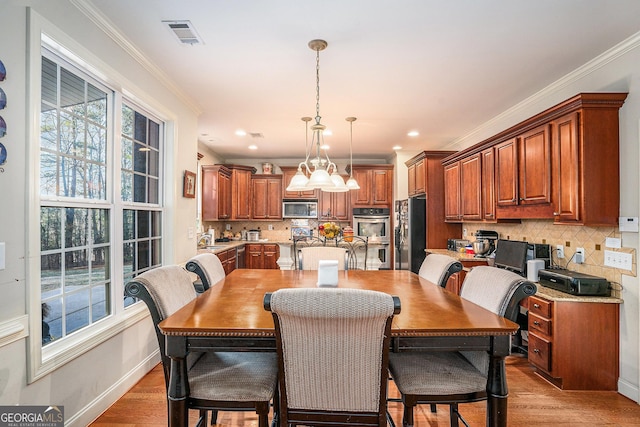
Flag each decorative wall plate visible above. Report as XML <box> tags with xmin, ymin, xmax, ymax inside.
<box><xmin>0</xmin><ymin>115</ymin><xmax>5</xmax><ymax>138</ymax></box>
<box><xmin>0</xmin><ymin>59</ymin><xmax>5</xmax><ymax>81</ymax></box>
<box><xmin>0</xmin><ymin>87</ymin><xmax>6</xmax><ymax>109</ymax></box>
<box><xmin>0</xmin><ymin>142</ymin><xmax>6</xmax><ymax>165</ymax></box>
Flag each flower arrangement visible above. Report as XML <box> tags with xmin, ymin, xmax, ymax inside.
<box><xmin>319</xmin><ymin>222</ymin><xmax>341</xmax><ymax>239</ymax></box>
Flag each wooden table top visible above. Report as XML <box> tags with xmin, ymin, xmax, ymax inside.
<box><xmin>158</xmin><ymin>269</ymin><xmax>519</xmax><ymax>338</ymax></box>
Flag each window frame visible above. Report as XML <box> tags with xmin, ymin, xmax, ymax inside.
<box><xmin>26</xmin><ymin>16</ymin><xmax>169</xmax><ymax>383</ymax></box>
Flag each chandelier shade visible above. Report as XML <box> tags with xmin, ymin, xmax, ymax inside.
<box><xmin>285</xmin><ymin>39</ymin><xmax>359</xmax><ymax>193</ymax></box>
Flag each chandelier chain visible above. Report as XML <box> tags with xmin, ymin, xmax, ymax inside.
<box><xmin>315</xmin><ymin>48</ymin><xmax>321</xmax><ymax>123</ymax></box>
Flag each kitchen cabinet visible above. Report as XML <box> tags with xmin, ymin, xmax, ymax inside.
<box><xmin>444</xmin><ymin>258</ymin><xmax>488</xmax><ymax>295</ymax></box>
<box><xmin>441</xmin><ymin>93</ymin><xmax>627</xmax><ymax>226</ymax></box>
<box><xmin>252</xmin><ymin>174</ymin><xmax>283</xmax><ymax>219</ymax></box>
<box><xmin>407</xmin><ymin>157</ymin><xmax>425</xmax><ymax>196</ymax></box>
<box><xmin>229</xmin><ymin>165</ymin><xmax>255</xmax><ymax>220</ymax></box>
<box><xmin>216</xmin><ymin>247</ymin><xmax>237</xmax><ymax>275</ymax></box>
<box><xmin>460</xmin><ymin>154</ymin><xmax>482</xmax><ymax>220</ymax></box>
<box><xmin>245</xmin><ymin>243</ymin><xmax>280</xmax><ymax>269</ymax></box>
<box><xmin>494</xmin><ymin>124</ymin><xmax>553</xmax><ymax>218</ymax></box>
<box><xmin>444</xmin><ymin>162</ymin><xmax>461</xmax><ymax>221</ymax></box>
<box><xmin>201</xmin><ymin>165</ymin><xmax>231</xmax><ymax>221</ymax></box>
<box><xmin>347</xmin><ymin>165</ymin><xmax>393</xmax><ymax>208</ymax></box>
<box><xmin>281</xmin><ymin>166</ymin><xmax>319</xmax><ymax>199</ymax></box>
<box><xmin>527</xmin><ymin>295</ymin><xmax>619</xmax><ymax>390</ymax></box>
<box><xmin>319</xmin><ymin>175</ymin><xmax>351</xmax><ymax>221</ymax></box>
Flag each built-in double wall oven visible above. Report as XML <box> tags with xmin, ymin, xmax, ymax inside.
<box><xmin>352</xmin><ymin>208</ymin><xmax>391</xmax><ymax>269</ymax></box>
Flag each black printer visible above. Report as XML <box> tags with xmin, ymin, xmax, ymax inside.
<box><xmin>538</xmin><ymin>268</ymin><xmax>610</xmax><ymax>296</ymax></box>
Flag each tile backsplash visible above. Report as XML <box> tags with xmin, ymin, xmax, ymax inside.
<box><xmin>465</xmin><ymin>220</ymin><xmax>635</xmax><ymax>299</ymax></box>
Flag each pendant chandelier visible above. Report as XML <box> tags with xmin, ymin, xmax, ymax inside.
<box><xmin>286</xmin><ymin>39</ymin><xmax>359</xmax><ymax>193</ymax></box>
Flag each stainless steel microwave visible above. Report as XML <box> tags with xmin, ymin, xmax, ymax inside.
<box><xmin>282</xmin><ymin>201</ymin><xmax>318</xmax><ymax>218</ymax></box>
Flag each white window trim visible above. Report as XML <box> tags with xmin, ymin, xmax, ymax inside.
<box><xmin>26</xmin><ymin>9</ymin><xmax>174</xmax><ymax>383</ymax></box>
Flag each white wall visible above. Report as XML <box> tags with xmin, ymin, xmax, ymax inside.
<box><xmin>0</xmin><ymin>1</ymin><xmax>200</xmax><ymax>424</ymax></box>
<box><xmin>445</xmin><ymin>35</ymin><xmax>640</xmax><ymax>402</ymax></box>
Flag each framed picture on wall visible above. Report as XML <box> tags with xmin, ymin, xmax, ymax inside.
<box><xmin>183</xmin><ymin>170</ymin><xmax>196</xmax><ymax>198</ymax></box>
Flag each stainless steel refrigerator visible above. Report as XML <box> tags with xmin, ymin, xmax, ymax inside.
<box><xmin>395</xmin><ymin>196</ymin><xmax>426</xmax><ymax>273</ymax></box>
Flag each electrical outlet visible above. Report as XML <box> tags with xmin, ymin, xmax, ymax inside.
<box><xmin>226</xmin><ymin>224</ymin><xmax>231</xmax><ymax>230</ymax></box>
<box><xmin>556</xmin><ymin>244</ymin><xmax>564</xmax><ymax>259</ymax></box>
<box><xmin>463</xmin><ymin>228</ymin><xmax>467</xmax><ymax>237</ymax></box>
<box><xmin>268</xmin><ymin>224</ymin><xmax>274</xmax><ymax>230</ymax></box>
<box><xmin>575</xmin><ymin>247</ymin><xmax>585</xmax><ymax>264</ymax></box>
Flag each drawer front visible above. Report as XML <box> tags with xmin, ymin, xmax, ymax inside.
<box><xmin>529</xmin><ymin>296</ymin><xmax>552</xmax><ymax>318</ymax></box>
<box><xmin>529</xmin><ymin>313</ymin><xmax>552</xmax><ymax>337</ymax></box>
<box><xmin>528</xmin><ymin>333</ymin><xmax>552</xmax><ymax>372</ymax></box>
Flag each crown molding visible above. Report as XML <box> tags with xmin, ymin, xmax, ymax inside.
<box><xmin>70</xmin><ymin>0</ymin><xmax>201</xmax><ymax>115</ymax></box>
<box><xmin>446</xmin><ymin>30</ymin><xmax>640</xmax><ymax>150</ymax></box>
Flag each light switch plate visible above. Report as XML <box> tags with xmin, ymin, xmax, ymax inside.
<box><xmin>0</xmin><ymin>242</ymin><xmax>5</xmax><ymax>270</ymax></box>
<box><xmin>605</xmin><ymin>237</ymin><xmax>621</xmax><ymax>248</ymax></box>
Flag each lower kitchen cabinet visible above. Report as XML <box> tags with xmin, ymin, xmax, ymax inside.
<box><xmin>527</xmin><ymin>295</ymin><xmax>619</xmax><ymax>390</ymax></box>
<box><xmin>445</xmin><ymin>258</ymin><xmax>488</xmax><ymax>295</ymax></box>
<box><xmin>245</xmin><ymin>243</ymin><xmax>280</xmax><ymax>269</ymax></box>
<box><xmin>216</xmin><ymin>248</ymin><xmax>237</xmax><ymax>275</ymax></box>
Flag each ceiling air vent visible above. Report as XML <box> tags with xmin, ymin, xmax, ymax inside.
<box><xmin>249</xmin><ymin>132</ymin><xmax>264</xmax><ymax>138</ymax></box>
<box><xmin>162</xmin><ymin>20</ymin><xmax>203</xmax><ymax>45</ymax></box>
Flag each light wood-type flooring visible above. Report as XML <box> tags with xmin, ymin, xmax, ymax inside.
<box><xmin>90</xmin><ymin>354</ymin><xmax>640</xmax><ymax>426</ymax></box>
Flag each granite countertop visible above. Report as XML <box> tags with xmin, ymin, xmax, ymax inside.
<box><xmin>425</xmin><ymin>248</ymin><xmax>623</xmax><ymax>304</ymax></box>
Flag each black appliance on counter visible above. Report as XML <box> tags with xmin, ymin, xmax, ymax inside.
<box><xmin>538</xmin><ymin>268</ymin><xmax>610</xmax><ymax>296</ymax></box>
<box><xmin>494</xmin><ymin>239</ymin><xmax>529</xmax><ymax>276</ymax></box>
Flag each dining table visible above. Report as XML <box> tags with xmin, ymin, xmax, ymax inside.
<box><xmin>158</xmin><ymin>268</ymin><xmax>519</xmax><ymax>427</ymax></box>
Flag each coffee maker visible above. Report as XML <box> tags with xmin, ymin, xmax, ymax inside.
<box><xmin>474</xmin><ymin>230</ymin><xmax>499</xmax><ymax>256</ymax></box>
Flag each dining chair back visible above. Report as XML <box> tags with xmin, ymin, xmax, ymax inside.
<box><xmin>298</xmin><ymin>246</ymin><xmax>348</xmax><ymax>270</ymax></box>
<box><xmin>389</xmin><ymin>265</ymin><xmax>536</xmax><ymax>427</ymax></box>
<box><xmin>418</xmin><ymin>253</ymin><xmax>463</xmax><ymax>287</ymax></box>
<box><xmin>185</xmin><ymin>252</ymin><xmax>226</xmax><ymax>292</ymax></box>
<box><xmin>265</xmin><ymin>288</ymin><xmax>401</xmax><ymax>427</ymax></box>
<box><xmin>125</xmin><ymin>265</ymin><xmax>278</xmax><ymax>427</ymax></box>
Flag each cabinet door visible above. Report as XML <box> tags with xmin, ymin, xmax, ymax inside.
<box><xmin>319</xmin><ymin>176</ymin><xmax>351</xmax><ymax>221</ymax></box>
<box><xmin>245</xmin><ymin>244</ymin><xmax>264</xmax><ymax>269</ymax></box>
<box><xmin>201</xmin><ymin>167</ymin><xmax>219</xmax><ymax>221</ymax></box>
<box><xmin>352</xmin><ymin>169</ymin><xmax>371</xmax><ymax>205</ymax></box>
<box><xmin>519</xmin><ymin>124</ymin><xmax>552</xmax><ymax>205</ymax></box>
<box><xmin>266</xmin><ymin>178</ymin><xmax>283</xmax><ymax>218</ymax></box>
<box><xmin>252</xmin><ymin>178</ymin><xmax>269</xmax><ymax>219</ymax></box>
<box><xmin>281</xmin><ymin>167</ymin><xmax>318</xmax><ymax>199</ymax></box>
<box><xmin>407</xmin><ymin>163</ymin><xmax>416</xmax><ymax>196</ymax></box>
<box><xmin>552</xmin><ymin>112</ymin><xmax>580</xmax><ymax>223</ymax></box>
<box><xmin>224</xmin><ymin>249</ymin><xmax>237</xmax><ymax>274</ymax></box>
<box><xmin>232</xmin><ymin>169</ymin><xmax>252</xmax><ymax>220</ymax></box>
<box><xmin>481</xmin><ymin>147</ymin><xmax>496</xmax><ymax>220</ymax></box>
<box><xmin>444</xmin><ymin>162</ymin><xmax>461</xmax><ymax>221</ymax></box>
<box><xmin>495</xmin><ymin>138</ymin><xmax>519</xmax><ymax>206</ymax></box>
<box><xmin>414</xmin><ymin>159</ymin><xmax>426</xmax><ymax>195</ymax></box>
<box><xmin>461</xmin><ymin>154</ymin><xmax>482</xmax><ymax>220</ymax></box>
<box><xmin>263</xmin><ymin>244</ymin><xmax>280</xmax><ymax>269</ymax></box>
<box><xmin>218</xmin><ymin>171</ymin><xmax>232</xmax><ymax>219</ymax></box>
<box><xmin>372</xmin><ymin>169</ymin><xmax>392</xmax><ymax>205</ymax></box>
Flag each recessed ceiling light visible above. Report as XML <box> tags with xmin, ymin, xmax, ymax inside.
<box><xmin>248</xmin><ymin>145</ymin><xmax>258</xmax><ymax>150</ymax></box>
<box><xmin>236</xmin><ymin>130</ymin><xmax>247</xmax><ymax>136</ymax></box>
<box><xmin>393</xmin><ymin>145</ymin><xmax>402</xmax><ymax>150</ymax></box>
<box><xmin>407</xmin><ymin>131</ymin><xmax>419</xmax><ymax>137</ymax></box>
<box><xmin>201</xmin><ymin>133</ymin><xmax>208</xmax><ymax>136</ymax></box>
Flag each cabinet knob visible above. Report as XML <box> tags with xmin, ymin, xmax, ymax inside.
<box><xmin>519</xmin><ymin>198</ymin><xmax>524</xmax><ymax>201</ymax></box>
<box><xmin>553</xmin><ymin>212</ymin><xmax>560</xmax><ymax>216</ymax></box>
<box><xmin>533</xmin><ymin>321</ymin><xmax>540</xmax><ymax>326</ymax></box>
<box><xmin>533</xmin><ymin>303</ymin><xmax>540</xmax><ymax>309</ymax></box>
<box><xmin>533</xmin><ymin>348</ymin><xmax>540</xmax><ymax>354</ymax></box>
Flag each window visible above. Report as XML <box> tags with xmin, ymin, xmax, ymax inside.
<box><xmin>39</xmin><ymin>51</ymin><xmax>163</xmax><ymax>346</ymax></box>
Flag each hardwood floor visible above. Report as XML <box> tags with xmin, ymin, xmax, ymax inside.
<box><xmin>91</xmin><ymin>354</ymin><xmax>640</xmax><ymax>426</ymax></box>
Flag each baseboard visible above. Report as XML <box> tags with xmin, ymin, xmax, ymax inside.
<box><xmin>618</xmin><ymin>378</ymin><xmax>639</xmax><ymax>403</ymax></box>
<box><xmin>66</xmin><ymin>350</ymin><xmax>161</xmax><ymax>427</ymax></box>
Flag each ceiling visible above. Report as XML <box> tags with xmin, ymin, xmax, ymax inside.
<box><xmin>86</xmin><ymin>0</ymin><xmax>640</xmax><ymax>161</ymax></box>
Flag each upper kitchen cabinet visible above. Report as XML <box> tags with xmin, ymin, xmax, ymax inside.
<box><xmin>252</xmin><ymin>174</ymin><xmax>283</xmax><ymax>220</ymax></box>
<box><xmin>407</xmin><ymin>151</ymin><xmax>456</xmax><ymax>198</ymax></box>
<box><xmin>229</xmin><ymin>165</ymin><xmax>256</xmax><ymax>220</ymax></box>
<box><xmin>442</xmin><ymin>93</ymin><xmax>627</xmax><ymax>226</ymax></box>
<box><xmin>201</xmin><ymin>165</ymin><xmax>231</xmax><ymax>221</ymax></box>
<box><xmin>319</xmin><ymin>175</ymin><xmax>351</xmax><ymax>221</ymax></box>
<box><xmin>347</xmin><ymin>164</ymin><xmax>394</xmax><ymax>208</ymax></box>
<box><xmin>281</xmin><ymin>166</ymin><xmax>319</xmax><ymax>199</ymax></box>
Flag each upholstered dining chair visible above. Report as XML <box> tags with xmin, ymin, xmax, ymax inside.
<box><xmin>388</xmin><ymin>266</ymin><xmax>536</xmax><ymax>427</ymax></box>
<box><xmin>418</xmin><ymin>253</ymin><xmax>463</xmax><ymax>288</ymax></box>
<box><xmin>298</xmin><ymin>246</ymin><xmax>348</xmax><ymax>270</ymax></box>
<box><xmin>185</xmin><ymin>252</ymin><xmax>226</xmax><ymax>292</ymax></box>
<box><xmin>125</xmin><ymin>265</ymin><xmax>278</xmax><ymax>427</ymax></box>
<box><xmin>264</xmin><ymin>288</ymin><xmax>401</xmax><ymax>427</ymax></box>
